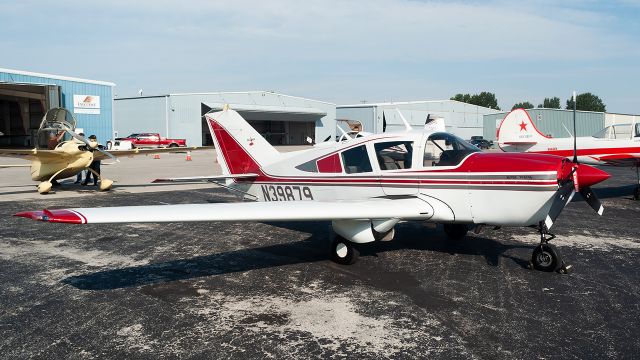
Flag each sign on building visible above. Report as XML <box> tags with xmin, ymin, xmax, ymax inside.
<box><xmin>73</xmin><ymin>95</ymin><xmax>100</xmax><ymax>114</ymax></box>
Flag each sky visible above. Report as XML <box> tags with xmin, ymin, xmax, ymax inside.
<box><xmin>1</xmin><ymin>0</ymin><xmax>639</xmax><ymax>113</ymax></box>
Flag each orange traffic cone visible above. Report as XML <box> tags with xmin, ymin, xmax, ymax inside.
<box><xmin>153</xmin><ymin>154</ymin><xmax>160</xmax><ymax>159</ymax></box>
<box><xmin>186</xmin><ymin>151</ymin><xmax>192</xmax><ymax>161</ymax></box>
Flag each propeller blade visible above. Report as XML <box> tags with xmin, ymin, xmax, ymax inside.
<box><xmin>66</xmin><ymin>130</ymin><xmax>92</xmax><ymax>147</ymax></box>
<box><xmin>96</xmin><ymin>146</ymin><xmax>119</xmax><ymax>162</ymax></box>
<box><xmin>579</xmin><ymin>186</ymin><xmax>604</xmax><ymax>216</ymax></box>
<box><xmin>544</xmin><ymin>181</ymin><xmax>576</xmax><ymax>230</ymax></box>
<box><xmin>65</xmin><ymin>129</ymin><xmax>119</xmax><ymax>161</ymax></box>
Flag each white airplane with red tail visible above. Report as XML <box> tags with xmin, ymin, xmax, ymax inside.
<box><xmin>15</xmin><ymin>106</ymin><xmax>611</xmax><ymax>272</ymax></box>
<box><xmin>498</xmin><ymin>108</ymin><xmax>640</xmax><ymax>199</ymax></box>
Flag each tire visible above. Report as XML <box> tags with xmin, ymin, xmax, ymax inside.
<box><xmin>443</xmin><ymin>224</ymin><xmax>468</xmax><ymax>240</ymax></box>
<box><xmin>169</xmin><ymin>143</ymin><xmax>178</xmax><ymax>148</ymax></box>
<box><xmin>330</xmin><ymin>236</ymin><xmax>359</xmax><ymax>265</ymax></box>
<box><xmin>531</xmin><ymin>244</ymin><xmax>562</xmax><ymax>272</ymax></box>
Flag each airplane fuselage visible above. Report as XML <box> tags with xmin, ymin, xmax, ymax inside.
<box><xmin>30</xmin><ymin>141</ymin><xmax>94</xmax><ymax>181</ymax></box>
<box><xmin>222</xmin><ymin>133</ymin><xmax>568</xmax><ymax>228</ymax></box>
<box><xmin>500</xmin><ymin>136</ymin><xmax>640</xmax><ymax>166</ymax></box>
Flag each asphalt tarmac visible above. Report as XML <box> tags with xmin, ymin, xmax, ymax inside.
<box><xmin>0</xmin><ymin>157</ymin><xmax>639</xmax><ymax>359</ymax></box>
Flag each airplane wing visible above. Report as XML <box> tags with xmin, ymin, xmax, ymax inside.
<box><xmin>93</xmin><ymin>146</ymin><xmax>210</xmax><ymax>161</ymax></box>
<box><xmin>0</xmin><ymin>148</ymin><xmax>70</xmax><ymax>161</ymax></box>
<box><xmin>14</xmin><ymin>198</ymin><xmax>428</xmax><ymax>224</ymax></box>
<box><xmin>592</xmin><ymin>154</ymin><xmax>640</xmax><ymax>166</ymax></box>
<box><xmin>152</xmin><ymin>174</ymin><xmax>258</xmax><ymax>183</ymax></box>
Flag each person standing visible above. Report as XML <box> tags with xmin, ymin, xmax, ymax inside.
<box><xmin>74</xmin><ymin>133</ymin><xmax>87</xmax><ymax>184</ymax></box>
<box><xmin>82</xmin><ymin>135</ymin><xmax>101</xmax><ymax>186</ymax></box>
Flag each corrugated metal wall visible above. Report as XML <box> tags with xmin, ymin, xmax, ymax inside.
<box><xmin>483</xmin><ymin>109</ymin><xmax>605</xmax><ymax>141</ymax></box>
<box><xmin>337</xmin><ymin>100</ymin><xmax>496</xmax><ymax>139</ymax></box>
<box><xmin>335</xmin><ymin>106</ymin><xmax>376</xmax><ymax>132</ymax></box>
<box><xmin>0</xmin><ymin>71</ymin><xmax>114</xmax><ymax>143</ymax></box>
<box><xmin>114</xmin><ymin>92</ymin><xmax>337</xmax><ymax>147</ymax></box>
<box><xmin>113</xmin><ymin>96</ymin><xmax>167</xmax><ymax>138</ymax></box>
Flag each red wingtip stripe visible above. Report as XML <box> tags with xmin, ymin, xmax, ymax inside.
<box><xmin>13</xmin><ymin>209</ymin><xmax>85</xmax><ymax>224</ymax></box>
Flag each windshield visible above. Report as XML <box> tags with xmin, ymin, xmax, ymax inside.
<box><xmin>424</xmin><ymin>132</ymin><xmax>480</xmax><ymax>167</ymax></box>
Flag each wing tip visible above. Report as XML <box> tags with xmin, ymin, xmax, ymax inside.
<box><xmin>13</xmin><ymin>209</ymin><xmax>85</xmax><ymax>224</ymax></box>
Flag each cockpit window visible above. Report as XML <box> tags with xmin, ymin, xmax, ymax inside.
<box><xmin>375</xmin><ymin>141</ymin><xmax>414</xmax><ymax>170</ymax></box>
<box><xmin>424</xmin><ymin>132</ymin><xmax>479</xmax><ymax>167</ymax></box>
<box><xmin>593</xmin><ymin>124</ymin><xmax>633</xmax><ymax>139</ymax></box>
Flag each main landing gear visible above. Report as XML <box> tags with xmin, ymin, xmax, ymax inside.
<box><xmin>530</xmin><ymin>222</ymin><xmax>571</xmax><ymax>274</ymax></box>
<box><xmin>330</xmin><ymin>235</ymin><xmax>359</xmax><ymax>265</ymax></box>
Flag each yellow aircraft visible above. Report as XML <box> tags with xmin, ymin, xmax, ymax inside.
<box><xmin>0</xmin><ymin>108</ymin><xmax>200</xmax><ymax>194</ymax></box>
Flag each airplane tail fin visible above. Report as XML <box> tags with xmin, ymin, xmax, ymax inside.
<box><xmin>497</xmin><ymin>108</ymin><xmax>550</xmax><ymax>151</ymax></box>
<box><xmin>205</xmin><ymin>108</ymin><xmax>281</xmax><ymax>176</ymax></box>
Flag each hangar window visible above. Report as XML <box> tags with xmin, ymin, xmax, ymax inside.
<box><xmin>424</xmin><ymin>132</ymin><xmax>479</xmax><ymax>167</ymax></box>
<box><xmin>375</xmin><ymin>141</ymin><xmax>413</xmax><ymax>170</ymax></box>
<box><xmin>341</xmin><ymin>145</ymin><xmax>372</xmax><ymax>174</ymax></box>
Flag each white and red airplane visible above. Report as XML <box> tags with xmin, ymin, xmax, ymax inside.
<box><xmin>14</xmin><ymin>107</ymin><xmax>611</xmax><ymax>272</ymax></box>
<box><xmin>498</xmin><ymin>108</ymin><xmax>640</xmax><ymax>199</ymax></box>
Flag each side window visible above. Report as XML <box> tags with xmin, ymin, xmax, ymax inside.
<box><xmin>423</xmin><ymin>139</ymin><xmax>444</xmax><ymax>167</ymax></box>
<box><xmin>375</xmin><ymin>141</ymin><xmax>414</xmax><ymax>170</ymax></box>
<box><xmin>341</xmin><ymin>145</ymin><xmax>372</xmax><ymax>174</ymax></box>
<box><xmin>635</xmin><ymin>123</ymin><xmax>640</xmax><ymax>138</ymax></box>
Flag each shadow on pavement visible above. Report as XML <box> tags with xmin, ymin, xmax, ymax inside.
<box><xmin>63</xmin><ymin>223</ymin><xmax>533</xmax><ymax>291</ymax></box>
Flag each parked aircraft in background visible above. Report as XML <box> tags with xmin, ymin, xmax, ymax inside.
<box><xmin>15</xmin><ymin>107</ymin><xmax>610</xmax><ymax>273</ymax></box>
<box><xmin>0</xmin><ymin>108</ymin><xmax>201</xmax><ymax>194</ymax></box>
<box><xmin>497</xmin><ymin>108</ymin><xmax>640</xmax><ymax>199</ymax></box>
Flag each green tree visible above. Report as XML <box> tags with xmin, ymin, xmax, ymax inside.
<box><xmin>537</xmin><ymin>97</ymin><xmax>560</xmax><ymax>109</ymax></box>
<box><xmin>512</xmin><ymin>101</ymin><xmax>534</xmax><ymax>110</ymax></box>
<box><xmin>451</xmin><ymin>92</ymin><xmax>501</xmax><ymax>110</ymax></box>
<box><xmin>565</xmin><ymin>93</ymin><xmax>606</xmax><ymax>112</ymax></box>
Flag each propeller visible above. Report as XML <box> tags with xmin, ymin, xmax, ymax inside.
<box><xmin>543</xmin><ymin>92</ymin><xmax>608</xmax><ymax>230</ymax></box>
<box><xmin>66</xmin><ymin>130</ymin><xmax>118</xmax><ymax>161</ymax></box>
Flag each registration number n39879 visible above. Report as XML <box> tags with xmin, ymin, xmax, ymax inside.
<box><xmin>261</xmin><ymin>185</ymin><xmax>314</xmax><ymax>201</ymax></box>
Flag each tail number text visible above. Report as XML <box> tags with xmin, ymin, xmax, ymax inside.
<box><xmin>261</xmin><ymin>185</ymin><xmax>314</xmax><ymax>201</ymax></box>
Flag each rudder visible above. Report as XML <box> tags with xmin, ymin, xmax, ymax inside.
<box><xmin>497</xmin><ymin>108</ymin><xmax>549</xmax><ymax>151</ymax></box>
<box><xmin>205</xmin><ymin>108</ymin><xmax>281</xmax><ymax>176</ymax></box>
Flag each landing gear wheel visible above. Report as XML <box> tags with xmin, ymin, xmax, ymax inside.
<box><xmin>443</xmin><ymin>224</ymin><xmax>468</xmax><ymax>240</ymax></box>
<box><xmin>531</xmin><ymin>244</ymin><xmax>562</xmax><ymax>272</ymax></box>
<box><xmin>330</xmin><ymin>236</ymin><xmax>359</xmax><ymax>265</ymax></box>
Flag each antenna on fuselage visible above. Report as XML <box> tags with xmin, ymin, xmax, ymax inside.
<box><xmin>395</xmin><ymin>108</ymin><xmax>413</xmax><ymax>132</ymax></box>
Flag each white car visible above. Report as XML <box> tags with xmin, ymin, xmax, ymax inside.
<box><xmin>106</xmin><ymin>140</ymin><xmax>133</xmax><ymax>151</ymax></box>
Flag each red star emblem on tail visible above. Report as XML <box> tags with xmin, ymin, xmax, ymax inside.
<box><xmin>519</xmin><ymin>121</ymin><xmax>527</xmax><ymax>131</ymax></box>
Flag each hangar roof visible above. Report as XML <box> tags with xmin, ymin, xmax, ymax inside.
<box><xmin>0</xmin><ymin>68</ymin><xmax>115</xmax><ymax>87</ymax></box>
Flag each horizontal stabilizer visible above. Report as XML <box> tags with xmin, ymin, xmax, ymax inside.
<box><xmin>152</xmin><ymin>174</ymin><xmax>258</xmax><ymax>183</ymax></box>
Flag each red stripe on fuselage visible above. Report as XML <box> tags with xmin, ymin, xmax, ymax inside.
<box><xmin>528</xmin><ymin>147</ymin><xmax>640</xmax><ymax>158</ymax></box>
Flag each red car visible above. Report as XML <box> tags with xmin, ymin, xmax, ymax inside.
<box><xmin>115</xmin><ymin>133</ymin><xmax>187</xmax><ymax>148</ymax></box>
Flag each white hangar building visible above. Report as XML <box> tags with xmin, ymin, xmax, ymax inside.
<box><xmin>337</xmin><ymin>100</ymin><xmax>498</xmax><ymax>139</ymax></box>
<box><xmin>114</xmin><ymin>91</ymin><xmax>336</xmax><ymax>147</ymax></box>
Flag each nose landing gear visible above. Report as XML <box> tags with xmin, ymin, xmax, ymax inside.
<box><xmin>530</xmin><ymin>223</ymin><xmax>571</xmax><ymax>274</ymax></box>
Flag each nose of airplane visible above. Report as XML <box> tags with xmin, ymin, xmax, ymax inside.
<box><xmin>575</xmin><ymin>164</ymin><xmax>610</xmax><ymax>188</ymax></box>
